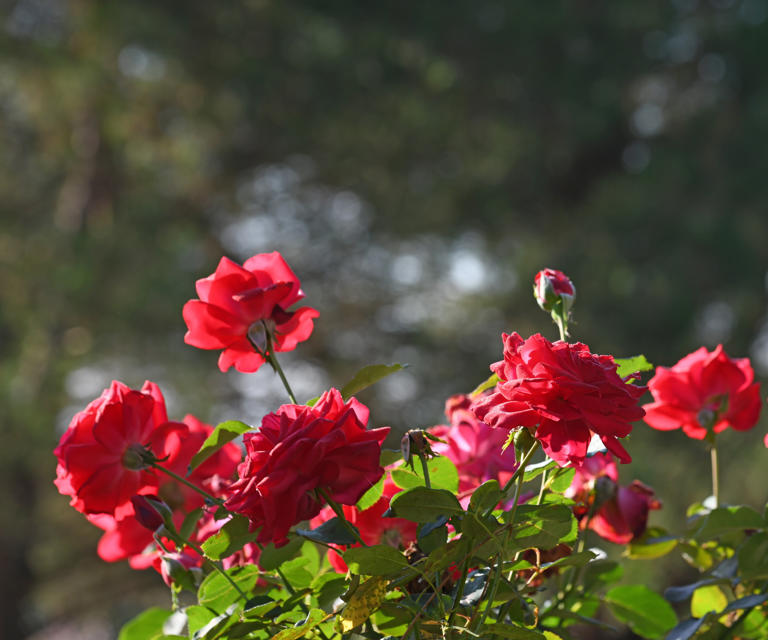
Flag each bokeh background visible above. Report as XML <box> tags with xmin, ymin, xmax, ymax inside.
<box><xmin>3</xmin><ymin>1</ymin><xmax>768</xmax><ymax>638</ymax></box>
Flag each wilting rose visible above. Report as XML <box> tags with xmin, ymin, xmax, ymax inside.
<box><xmin>643</xmin><ymin>345</ymin><xmax>761</xmax><ymax>440</ymax></box>
<box><xmin>428</xmin><ymin>394</ymin><xmax>518</xmax><ymax>503</ymax></box>
<box><xmin>310</xmin><ymin>476</ymin><xmax>418</xmax><ymax>573</ymax></box>
<box><xmin>533</xmin><ymin>268</ymin><xmax>576</xmax><ymax>313</ymax></box>
<box><xmin>225</xmin><ymin>389</ymin><xmax>389</xmax><ymax>546</ymax></box>
<box><xmin>472</xmin><ymin>333</ymin><xmax>646</xmax><ymax>467</ymax></box>
<box><xmin>566</xmin><ymin>452</ymin><xmax>660</xmax><ymax>544</ymax></box>
<box><xmin>182</xmin><ymin>252</ymin><xmax>319</xmax><ymax>373</ymax></box>
<box><xmin>54</xmin><ymin>381</ymin><xmax>189</xmax><ymax>519</ymax></box>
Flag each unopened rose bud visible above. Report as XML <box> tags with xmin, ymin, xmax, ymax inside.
<box><xmin>160</xmin><ymin>553</ymin><xmax>199</xmax><ymax>590</ymax></box>
<box><xmin>131</xmin><ymin>494</ymin><xmax>172</xmax><ymax>531</ymax></box>
<box><xmin>533</xmin><ymin>268</ymin><xmax>575</xmax><ymax>314</ymax></box>
<box><xmin>513</xmin><ymin>427</ymin><xmax>537</xmax><ymax>462</ymax></box>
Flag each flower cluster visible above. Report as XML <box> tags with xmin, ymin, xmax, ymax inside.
<box><xmin>53</xmin><ymin>255</ymin><xmax>768</xmax><ymax>640</ymax></box>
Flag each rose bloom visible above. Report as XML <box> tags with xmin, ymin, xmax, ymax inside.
<box><xmin>54</xmin><ymin>381</ymin><xmax>190</xmax><ymax>520</ymax></box>
<box><xmin>310</xmin><ymin>476</ymin><xmax>418</xmax><ymax>573</ymax></box>
<box><xmin>533</xmin><ymin>268</ymin><xmax>575</xmax><ymax>313</ymax></box>
<box><xmin>643</xmin><ymin>345</ymin><xmax>761</xmax><ymax>440</ymax></box>
<box><xmin>428</xmin><ymin>394</ymin><xmax>518</xmax><ymax>503</ymax></box>
<box><xmin>565</xmin><ymin>452</ymin><xmax>660</xmax><ymax>544</ymax></box>
<box><xmin>183</xmin><ymin>252</ymin><xmax>319</xmax><ymax>373</ymax></box>
<box><xmin>88</xmin><ymin>413</ymin><xmax>241</xmax><ymax>568</ymax></box>
<box><xmin>225</xmin><ymin>389</ymin><xmax>389</xmax><ymax>546</ymax></box>
<box><xmin>472</xmin><ymin>333</ymin><xmax>646</xmax><ymax>467</ymax></box>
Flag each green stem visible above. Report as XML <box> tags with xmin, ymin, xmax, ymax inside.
<box><xmin>710</xmin><ymin>441</ymin><xmax>719</xmax><ymax>508</ymax></box>
<box><xmin>498</xmin><ymin>440</ymin><xmax>541</xmax><ymax>502</ymax></box>
<box><xmin>447</xmin><ymin>557</ymin><xmax>470</xmax><ymax>637</ymax></box>
<box><xmin>475</xmin><ymin>556</ymin><xmax>503</xmax><ymax>631</ymax></box>
<box><xmin>265</xmin><ymin>332</ymin><xmax>298</xmax><ymax>404</ymax></box>
<box><xmin>419</xmin><ymin>452</ymin><xmax>432</xmax><ymax>489</ymax></box>
<box><xmin>150</xmin><ymin>462</ymin><xmax>223</xmax><ymax>506</ymax></box>
<box><xmin>317</xmin><ymin>487</ymin><xmax>367</xmax><ymax>547</ymax></box>
<box><xmin>537</xmin><ymin>469</ymin><xmax>548</xmax><ymax>505</ymax></box>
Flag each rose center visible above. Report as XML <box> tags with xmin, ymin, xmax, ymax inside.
<box><xmin>122</xmin><ymin>443</ymin><xmax>150</xmax><ymax>470</ymax></box>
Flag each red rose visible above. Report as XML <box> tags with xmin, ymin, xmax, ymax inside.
<box><xmin>565</xmin><ymin>452</ymin><xmax>660</xmax><ymax>544</ymax></box>
<box><xmin>428</xmin><ymin>394</ymin><xmax>518</xmax><ymax>504</ymax></box>
<box><xmin>182</xmin><ymin>252</ymin><xmax>319</xmax><ymax>373</ymax></box>
<box><xmin>87</xmin><ymin>413</ymin><xmax>241</xmax><ymax>567</ymax></box>
<box><xmin>54</xmin><ymin>381</ymin><xmax>189</xmax><ymax>519</ymax></box>
<box><xmin>310</xmin><ymin>476</ymin><xmax>418</xmax><ymax>573</ymax></box>
<box><xmin>472</xmin><ymin>333</ymin><xmax>646</xmax><ymax>467</ymax></box>
<box><xmin>643</xmin><ymin>345</ymin><xmax>761</xmax><ymax>440</ymax></box>
<box><xmin>533</xmin><ymin>268</ymin><xmax>575</xmax><ymax>313</ymax></box>
<box><xmin>225</xmin><ymin>389</ymin><xmax>389</xmax><ymax>546</ymax></box>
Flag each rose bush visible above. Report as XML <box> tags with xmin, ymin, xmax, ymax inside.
<box><xmin>53</xmin><ymin>256</ymin><xmax>768</xmax><ymax>640</ymax></box>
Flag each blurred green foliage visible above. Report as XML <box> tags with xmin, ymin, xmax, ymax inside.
<box><xmin>2</xmin><ymin>0</ymin><xmax>768</xmax><ymax>637</ymax></box>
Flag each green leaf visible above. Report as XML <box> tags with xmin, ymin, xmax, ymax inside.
<box><xmin>505</xmin><ymin>504</ymin><xmax>575</xmax><ymax>550</ymax></box>
<box><xmin>388</xmin><ymin>487</ymin><xmax>464</xmax><ymax>522</ymax></box>
<box><xmin>191</xmin><ymin>606</ymin><xmax>239</xmax><ymax>640</ymax></box>
<box><xmin>180</xmin><ymin>508</ymin><xmax>204</xmax><ymax>542</ymax></box>
<box><xmin>469</xmin><ymin>479</ymin><xmax>502</xmax><ymax>513</ymax></box>
<box><xmin>605</xmin><ymin>585</ymin><xmax>677</xmax><ymax>639</ymax></box>
<box><xmin>356</xmin><ymin>475</ymin><xmax>385</xmax><ymax>511</ymax></box>
<box><xmin>738</xmin><ymin>532</ymin><xmax>768</xmax><ymax>580</ymax></box>
<box><xmin>185</xmin><ymin>606</ymin><xmax>217</xmax><ymax>636</ymax></box>
<box><xmin>258</xmin><ymin>536</ymin><xmax>303</xmax><ymax>570</ymax></box>
<box><xmin>614</xmin><ymin>355</ymin><xmax>654</xmax><ymax>378</ymax></box>
<box><xmin>582</xmin><ymin>560</ymin><xmax>623</xmax><ymax>591</ymax></box>
<box><xmin>343</xmin><ymin>545</ymin><xmax>414</xmax><ymax>577</ymax></box>
<box><xmin>693</xmin><ymin>506</ymin><xmax>766</xmax><ymax>541</ymax></box>
<box><xmin>372</xmin><ymin>602</ymin><xmax>411</xmax><ymax>636</ymax></box>
<box><xmin>479</xmin><ymin>624</ymin><xmax>545</xmax><ymax>639</ymax></box>
<box><xmin>625</xmin><ymin>527</ymin><xmax>678</xmax><ymax>559</ymax></box>
<box><xmin>340</xmin><ymin>363</ymin><xmax>405</xmax><ymax>399</ymax></box>
<box><xmin>380</xmin><ymin>449</ymin><xmax>403</xmax><ymax>467</ymax></box>
<box><xmin>201</xmin><ymin>515</ymin><xmax>256</xmax><ymax>560</ymax></box>
<box><xmin>279</xmin><ymin>556</ymin><xmax>314</xmax><ymax>589</ymax></box>
<box><xmin>390</xmin><ymin>456</ymin><xmax>459</xmax><ymax>493</ymax></box>
<box><xmin>296</xmin><ymin>517</ymin><xmax>360</xmax><ymax>545</ymax></box>
<box><xmin>118</xmin><ymin>608</ymin><xmax>173</xmax><ymax>640</ymax></box>
<box><xmin>548</xmin><ymin>467</ymin><xmax>575</xmax><ymax>493</ymax></box>
<box><xmin>523</xmin><ymin>458</ymin><xmax>558</xmax><ymax>483</ymax></box>
<box><xmin>189</xmin><ymin>420</ymin><xmax>251</xmax><ymax>472</ymax></box>
<box><xmin>272</xmin><ymin>608</ymin><xmax>326</xmax><ymax>640</ymax></box>
<box><xmin>197</xmin><ymin>566</ymin><xmax>260</xmax><ymax>613</ymax></box>
<box><xmin>471</xmin><ymin>372</ymin><xmax>500</xmax><ymax>396</ymax></box>
<box><xmin>691</xmin><ymin>584</ymin><xmax>728</xmax><ymax>618</ymax></box>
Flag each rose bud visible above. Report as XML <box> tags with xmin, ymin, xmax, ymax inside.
<box><xmin>533</xmin><ymin>268</ymin><xmax>576</xmax><ymax>314</ymax></box>
<box><xmin>130</xmin><ymin>494</ymin><xmax>172</xmax><ymax>532</ymax></box>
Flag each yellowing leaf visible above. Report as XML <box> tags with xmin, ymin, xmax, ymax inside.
<box><xmin>691</xmin><ymin>584</ymin><xmax>728</xmax><ymax>618</ymax></box>
<box><xmin>336</xmin><ymin>576</ymin><xmax>388</xmax><ymax>633</ymax></box>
